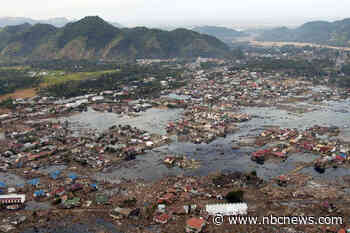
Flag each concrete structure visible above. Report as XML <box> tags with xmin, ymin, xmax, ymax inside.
<box><xmin>0</xmin><ymin>194</ymin><xmax>26</xmax><ymax>204</ymax></box>
<box><xmin>205</xmin><ymin>203</ymin><xmax>248</xmax><ymax>216</ymax></box>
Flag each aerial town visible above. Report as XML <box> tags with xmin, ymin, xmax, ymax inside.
<box><xmin>0</xmin><ymin>41</ymin><xmax>350</xmax><ymax>233</ymax></box>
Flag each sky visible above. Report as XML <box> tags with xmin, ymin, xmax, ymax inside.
<box><xmin>1</xmin><ymin>0</ymin><xmax>350</xmax><ymax>28</ymax></box>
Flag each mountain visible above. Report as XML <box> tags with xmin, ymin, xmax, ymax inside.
<box><xmin>0</xmin><ymin>16</ymin><xmax>231</xmax><ymax>61</ymax></box>
<box><xmin>192</xmin><ymin>26</ymin><xmax>247</xmax><ymax>43</ymax></box>
<box><xmin>0</xmin><ymin>16</ymin><xmax>124</xmax><ymax>28</ymax></box>
<box><xmin>257</xmin><ymin>18</ymin><xmax>350</xmax><ymax>47</ymax></box>
<box><xmin>0</xmin><ymin>17</ymin><xmax>71</xmax><ymax>27</ymax></box>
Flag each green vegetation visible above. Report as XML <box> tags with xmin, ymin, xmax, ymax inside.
<box><xmin>0</xmin><ymin>68</ymin><xmax>39</xmax><ymax>95</ymax></box>
<box><xmin>57</xmin><ymin>16</ymin><xmax>120</xmax><ymax>50</ymax></box>
<box><xmin>41</xmin><ymin>64</ymin><xmax>186</xmax><ymax>98</ymax></box>
<box><xmin>42</xmin><ymin>70</ymin><xmax>117</xmax><ymax>86</ymax></box>
<box><xmin>258</xmin><ymin>18</ymin><xmax>350</xmax><ymax>47</ymax></box>
<box><xmin>29</xmin><ymin>59</ymin><xmax>120</xmax><ymax>72</ymax></box>
<box><xmin>242</xmin><ymin>57</ymin><xmax>333</xmax><ymax>77</ymax></box>
<box><xmin>0</xmin><ymin>97</ymin><xmax>15</xmax><ymax>109</ymax></box>
<box><xmin>8</xmin><ymin>24</ymin><xmax>58</xmax><ymax>56</ymax></box>
<box><xmin>0</xmin><ymin>60</ymin><xmax>121</xmax><ymax>96</ymax></box>
<box><xmin>0</xmin><ymin>16</ymin><xmax>231</xmax><ymax>61</ymax></box>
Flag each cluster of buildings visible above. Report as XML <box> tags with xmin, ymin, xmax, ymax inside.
<box><xmin>1</xmin><ymin>53</ymin><xmax>350</xmax><ymax>232</ymax></box>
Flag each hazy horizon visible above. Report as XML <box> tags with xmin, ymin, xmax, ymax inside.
<box><xmin>0</xmin><ymin>0</ymin><xmax>349</xmax><ymax>29</ymax></box>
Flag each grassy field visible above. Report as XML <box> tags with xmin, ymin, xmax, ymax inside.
<box><xmin>41</xmin><ymin>70</ymin><xmax>117</xmax><ymax>86</ymax></box>
<box><xmin>0</xmin><ymin>69</ymin><xmax>118</xmax><ymax>100</ymax></box>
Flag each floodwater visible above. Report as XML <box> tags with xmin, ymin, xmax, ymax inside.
<box><xmin>95</xmin><ymin>135</ymin><xmax>320</xmax><ymax>182</ymax></box>
<box><xmin>16</xmin><ymin>97</ymin><xmax>350</xmax><ymax>233</ymax></box>
<box><xmin>0</xmin><ymin>172</ymin><xmax>25</xmax><ymax>186</ymax></box>
<box><xmin>39</xmin><ymin>97</ymin><xmax>350</xmax><ymax>184</ymax></box>
<box><xmin>63</xmin><ymin>107</ymin><xmax>184</xmax><ymax>135</ymax></box>
<box><xmin>0</xmin><ymin>132</ymin><xmax>4</xmax><ymax>140</ymax></box>
<box><xmin>25</xmin><ymin>201</ymin><xmax>52</xmax><ymax>211</ymax></box>
<box><xmin>241</xmin><ymin>99</ymin><xmax>350</xmax><ymax>131</ymax></box>
<box><xmin>93</xmin><ymin>99</ymin><xmax>350</xmax><ymax>182</ymax></box>
<box><xmin>166</xmin><ymin>93</ymin><xmax>191</xmax><ymax>100</ymax></box>
<box><xmin>22</xmin><ymin>218</ymin><xmax>123</xmax><ymax>233</ymax></box>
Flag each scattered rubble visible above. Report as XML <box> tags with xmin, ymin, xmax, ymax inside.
<box><xmin>163</xmin><ymin>156</ymin><xmax>201</xmax><ymax>169</ymax></box>
<box><xmin>1</xmin><ymin>58</ymin><xmax>350</xmax><ymax>232</ymax></box>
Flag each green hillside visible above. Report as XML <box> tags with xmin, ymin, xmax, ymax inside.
<box><xmin>257</xmin><ymin>18</ymin><xmax>350</xmax><ymax>47</ymax></box>
<box><xmin>0</xmin><ymin>16</ymin><xmax>231</xmax><ymax>61</ymax></box>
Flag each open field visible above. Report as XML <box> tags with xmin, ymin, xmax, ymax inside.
<box><xmin>0</xmin><ymin>88</ymin><xmax>37</xmax><ymax>101</ymax></box>
<box><xmin>0</xmin><ymin>65</ymin><xmax>30</xmax><ymax>71</ymax></box>
<box><xmin>248</xmin><ymin>40</ymin><xmax>350</xmax><ymax>51</ymax></box>
<box><xmin>0</xmin><ymin>69</ymin><xmax>118</xmax><ymax>100</ymax></box>
<box><xmin>41</xmin><ymin>70</ymin><xmax>117</xmax><ymax>86</ymax></box>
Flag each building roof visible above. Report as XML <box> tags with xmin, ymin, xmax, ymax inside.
<box><xmin>0</xmin><ymin>194</ymin><xmax>26</xmax><ymax>203</ymax></box>
<box><xmin>186</xmin><ymin>217</ymin><xmax>206</xmax><ymax>230</ymax></box>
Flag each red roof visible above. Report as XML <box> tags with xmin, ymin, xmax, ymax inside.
<box><xmin>336</xmin><ymin>155</ymin><xmax>345</xmax><ymax>161</ymax></box>
<box><xmin>186</xmin><ymin>217</ymin><xmax>205</xmax><ymax>230</ymax></box>
<box><xmin>158</xmin><ymin>193</ymin><xmax>176</xmax><ymax>204</ymax></box>
<box><xmin>153</xmin><ymin>213</ymin><xmax>170</xmax><ymax>224</ymax></box>
<box><xmin>302</xmin><ymin>143</ymin><xmax>314</xmax><ymax>151</ymax></box>
<box><xmin>167</xmin><ymin>188</ymin><xmax>177</xmax><ymax>193</ymax></box>
<box><xmin>277</xmin><ymin>175</ymin><xmax>288</xmax><ymax>181</ymax></box>
<box><xmin>252</xmin><ymin>149</ymin><xmax>270</xmax><ymax>157</ymax></box>
<box><xmin>53</xmin><ymin>187</ymin><xmax>65</xmax><ymax>196</ymax></box>
<box><xmin>319</xmin><ymin>146</ymin><xmax>332</xmax><ymax>153</ymax></box>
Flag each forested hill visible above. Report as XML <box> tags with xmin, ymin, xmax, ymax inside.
<box><xmin>0</xmin><ymin>16</ymin><xmax>231</xmax><ymax>61</ymax></box>
<box><xmin>257</xmin><ymin>18</ymin><xmax>350</xmax><ymax>47</ymax></box>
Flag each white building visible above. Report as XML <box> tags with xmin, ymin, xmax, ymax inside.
<box><xmin>205</xmin><ymin>203</ymin><xmax>248</xmax><ymax>216</ymax></box>
<box><xmin>0</xmin><ymin>194</ymin><xmax>26</xmax><ymax>204</ymax></box>
<box><xmin>92</xmin><ymin>96</ymin><xmax>104</xmax><ymax>102</ymax></box>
